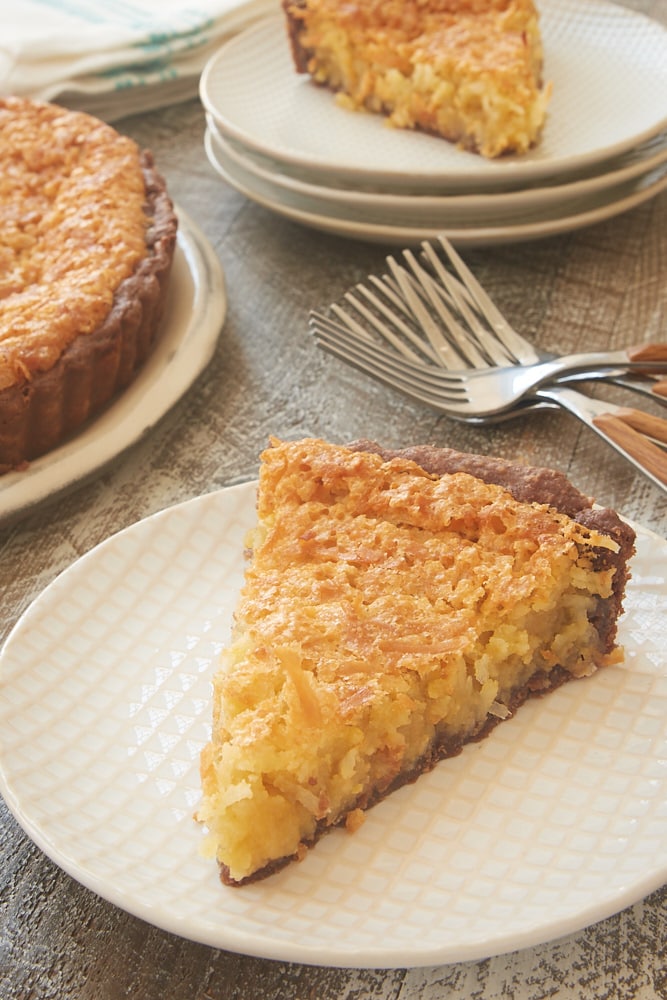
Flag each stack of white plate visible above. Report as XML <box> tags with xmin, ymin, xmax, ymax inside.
<box><xmin>200</xmin><ymin>0</ymin><xmax>667</xmax><ymax>247</ymax></box>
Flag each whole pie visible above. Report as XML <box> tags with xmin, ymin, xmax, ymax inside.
<box><xmin>197</xmin><ymin>437</ymin><xmax>635</xmax><ymax>885</ymax></box>
<box><xmin>282</xmin><ymin>0</ymin><xmax>551</xmax><ymax>157</ymax></box>
<box><xmin>0</xmin><ymin>97</ymin><xmax>178</xmax><ymax>474</ymax></box>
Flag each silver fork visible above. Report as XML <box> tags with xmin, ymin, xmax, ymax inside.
<box><xmin>412</xmin><ymin>237</ymin><xmax>667</xmax><ymax>399</ymax></box>
<box><xmin>316</xmin><ymin>237</ymin><xmax>667</xmax><ymax>403</ymax></box>
<box><xmin>310</xmin><ymin>243</ymin><xmax>667</xmax><ymax>491</ymax></box>
<box><xmin>312</xmin><ymin>315</ymin><xmax>667</xmax><ymax>418</ymax></box>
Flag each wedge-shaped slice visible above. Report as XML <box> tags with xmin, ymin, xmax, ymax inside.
<box><xmin>282</xmin><ymin>0</ymin><xmax>552</xmax><ymax>158</ymax></box>
<box><xmin>198</xmin><ymin>437</ymin><xmax>635</xmax><ymax>885</ymax></box>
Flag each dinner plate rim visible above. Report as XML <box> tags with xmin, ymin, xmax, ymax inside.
<box><xmin>207</xmin><ymin>114</ymin><xmax>667</xmax><ymax>216</ymax></box>
<box><xmin>204</xmin><ymin>125</ymin><xmax>667</xmax><ymax>247</ymax></box>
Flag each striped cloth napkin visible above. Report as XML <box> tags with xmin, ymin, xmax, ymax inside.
<box><xmin>0</xmin><ymin>0</ymin><xmax>275</xmax><ymax>120</ymax></box>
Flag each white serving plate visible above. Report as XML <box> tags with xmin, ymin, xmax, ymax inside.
<box><xmin>1</xmin><ymin>482</ymin><xmax>665</xmax><ymax>969</ymax></box>
<box><xmin>207</xmin><ymin>116</ymin><xmax>667</xmax><ymax>222</ymax></box>
<box><xmin>200</xmin><ymin>0</ymin><xmax>667</xmax><ymax>191</ymax></box>
<box><xmin>204</xmin><ymin>125</ymin><xmax>667</xmax><ymax>246</ymax></box>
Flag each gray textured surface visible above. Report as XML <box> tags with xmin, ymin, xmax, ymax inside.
<box><xmin>1</xmin><ymin>9</ymin><xmax>666</xmax><ymax>993</ymax></box>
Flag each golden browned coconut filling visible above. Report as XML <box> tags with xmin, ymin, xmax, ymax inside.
<box><xmin>0</xmin><ymin>97</ymin><xmax>148</xmax><ymax>392</ymax></box>
<box><xmin>198</xmin><ymin>438</ymin><xmax>633</xmax><ymax>885</ymax></box>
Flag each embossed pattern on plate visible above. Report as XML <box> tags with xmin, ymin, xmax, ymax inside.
<box><xmin>0</xmin><ymin>483</ymin><xmax>666</xmax><ymax>968</ymax></box>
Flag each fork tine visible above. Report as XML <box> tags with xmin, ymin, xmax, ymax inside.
<box><xmin>370</xmin><ymin>271</ymin><xmax>457</xmax><ymax>345</ymax></box>
<box><xmin>335</xmin><ymin>265</ymin><xmax>479</xmax><ymax>369</ymax></box>
<box><xmin>343</xmin><ymin>282</ymin><xmax>442</xmax><ymax>364</ymax></box>
<box><xmin>310</xmin><ymin>315</ymin><xmax>468</xmax><ymax>407</ymax></box>
<box><xmin>315</xmin><ymin>344</ymin><xmax>465</xmax><ymax>411</ymax></box>
<box><xmin>418</xmin><ymin>243</ymin><xmax>513</xmax><ymax>367</ymax></box>
<box><xmin>332</xmin><ymin>294</ymin><xmax>426</xmax><ymax>364</ymax></box>
<box><xmin>309</xmin><ymin>311</ymin><xmax>371</xmax><ymax>341</ymax></box>
<box><xmin>310</xmin><ymin>314</ymin><xmax>455</xmax><ymax>386</ymax></box>
<box><xmin>434</xmin><ymin>236</ymin><xmax>537</xmax><ymax>364</ymax></box>
<box><xmin>372</xmin><ymin>270</ymin><xmax>479</xmax><ymax>367</ymax></box>
<box><xmin>385</xmin><ymin>256</ymin><xmax>471</xmax><ymax>370</ymax></box>
<box><xmin>400</xmin><ymin>250</ymin><xmax>495</xmax><ymax>369</ymax></box>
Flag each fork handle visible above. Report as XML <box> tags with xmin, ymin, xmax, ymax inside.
<box><xmin>591</xmin><ymin>413</ymin><xmax>667</xmax><ymax>487</ymax></box>
<box><xmin>604</xmin><ymin>407</ymin><xmax>667</xmax><ymax>445</ymax></box>
<box><xmin>563</xmin><ymin>372</ymin><xmax>667</xmax><ymax>405</ymax></box>
<box><xmin>627</xmin><ymin>343</ymin><xmax>667</xmax><ymax>363</ymax></box>
<box><xmin>534</xmin><ymin>386</ymin><xmax>667</xmax><ymax>492</ymax></box>
<box><xmin>600</xmin><ymin>374</ymin><xmax>667</xmax><ymax>404</ymax></box>
<box><xmin>539</xmin><ymin>346</ymin><xmax>667</xmax><ymax>383</ymax></box>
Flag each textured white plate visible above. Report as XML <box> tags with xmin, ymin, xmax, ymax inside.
<box><xmin>208</xmin><ymin>115</ymin><xmax>667</xmax><ymax>221</ymax></box>
<box><xmin>0</xmin><ymin>482</ymin><xmax>666</xmax><ymax>969</ymax></box>
<box><xmin>207</xmin><ymin>115</ymin><xmax>667</xmax><ymax>225</ymax></box>
<box><xmin>200</xmin><ymin>1</ymin><xmax>667</xmax><ymax>190</ymax></box>
<box><xmin>0</xmin><ymin>210</ymin><xmax>225</xmax><ymax>525</ymax></box>
<box><xmin>204</xmin><ymin>126</ymin><xmax>667</xmax><ymax>247</ymax></box>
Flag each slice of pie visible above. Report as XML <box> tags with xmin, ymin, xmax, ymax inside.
<box><xmin>282</xmin><ymin>0</ymin><xmax>551</xmax><ymax>158</ymax></box>
<box><xmin>197</xmin><ymin>437</ymin><xmax>635</xmax><ymax>885</ymax></box>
